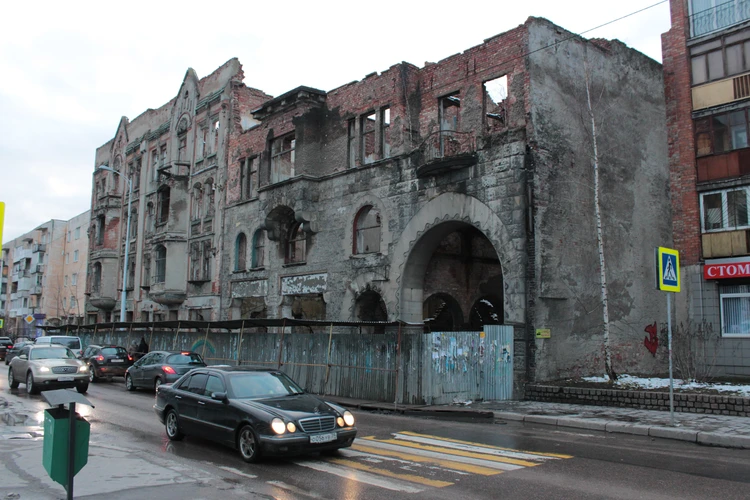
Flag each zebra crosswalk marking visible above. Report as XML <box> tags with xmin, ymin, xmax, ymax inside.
<box><xmin>395</xmin><ymin>431</ymin><xmax>574</xmax><ymax>460</ymax></box>
<box><xmin>328</xmin><ymin>458</ymin><xmax>454</xmax><ymax>488</ymax></box>
<box><xmin>295</xmin><ymin>458</ymin><xmax>428</xmax><ymax>493</ymax></box>
<box><xmin>362</xmin><ymin>437</ymin><xmax>539</xmax><ymax>468</ymax></box>
<box><xmin>347</xmin><ymin>444</ymin><xmax>502</xmax><ymax>476</ymax></box>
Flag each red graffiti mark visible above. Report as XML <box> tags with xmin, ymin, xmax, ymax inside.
<box><xmin>643</xmin><ymin>322</ymin><xmax>658</xmax><ymax>356</ymax></box>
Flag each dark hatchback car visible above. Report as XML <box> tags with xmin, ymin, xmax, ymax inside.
<box><xmin>0</xmin><ymin>337</ymin><xmax>13</xmax><ymax>361</ymax></box>
<box><xmin>126</xmin><ymin>351</ymin><xmax>206</xmax><ymax>391</ymax></box>
<box><xmin>5</xmin><ymin>341</ymin><xmax>35</xmax><ymax>365</ymax></box>
<box><xmin>154</xmin><ymin>367</ymin><xmax>357</xmax><ymax>463</ymax></box>
<box><xmin>81</xmin><ymin>344</ymin><xmax>133</xmax><ymax>382</ymax></box>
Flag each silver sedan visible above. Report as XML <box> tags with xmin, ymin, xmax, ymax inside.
<box><xmin>8</xmin><ymin>345</ymin><xmax>89</xmax><ymax>394</ymax></box>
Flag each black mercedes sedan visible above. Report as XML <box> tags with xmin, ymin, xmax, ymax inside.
<box><xmin>154</xmin><ymin>366</ymin><xmax>357</xmax><ymax>462</ymax></box>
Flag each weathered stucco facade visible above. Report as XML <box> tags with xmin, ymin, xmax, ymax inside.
<box><xmin>86</xmin><ymin>17</ymin><xmax>671</xmax><ymax>388</ymax></box>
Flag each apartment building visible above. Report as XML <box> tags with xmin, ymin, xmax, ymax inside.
<box><xmin>0</xmin><ymin>211</ymin><xmax>90</xmax><ymax>338</ymax></box>
<box><xmin>663</xmin><ymin>0</ymin><xmax>750</xmax><ymax>377</ymax></box>
<box><xmin>86</xmin><ymin>17</ymin><xmax>671</xmax><ymax>383</ymax></box>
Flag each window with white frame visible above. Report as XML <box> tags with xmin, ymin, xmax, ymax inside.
<box><xmin>72</xmin><ymin>273</ymin><xmax>77</xmax><ymax>286</ymax></box>
<box><xmin>720</xmin><ymin>284</ymin><xmax>750</xmax><ymax>336</ymax></box>
<box><xmin>73</xmin><ymin>250</ymin><xmax>79</xmax><ymax>262</ymax></box>
<box><xmin>700</xmin><ymin>187</ymin><xmax>750</xmax><ymax>232</ymax></box>
<box><xmin>75</xmin><ymin>226</ymin><xmax>81</xmax><ymax>239</ymax></box>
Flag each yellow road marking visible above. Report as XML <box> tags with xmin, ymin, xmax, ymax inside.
<box><xmin>363</xmin><ymin>437</ymin><xmax>540</xmax><ymax>467</ymax></box>
<box><xmin>397</xmin><ymin>431</ymin><xmax>574</xmax><ymax>459</ymax></box>
<box><xmin>351</xmin><ymin>443</ymin><xmax>502</xmax><ymax>476</ymax></box>
<box><xmin>329</xmin><ymin>458</ymin><xmax>454</xmax><ymax>488</ymax></box>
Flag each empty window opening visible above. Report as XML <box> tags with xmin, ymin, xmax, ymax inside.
<box><xmin>252</xmin><ymin>229</ymin><xmax>265</xmax><ymax>268</ymax></box>
<box><xmin>354</xmin><ymin>205</ymin><xmax>381</xmax><ymax>254</ymax></box>
<box><xmin>484</xmin><ymin>75</ymin><xmax>508</xmax><ymax>130</ymax></box>
<box><xmin>178</xmin><ymin>136</ymin><xmax>187</xmax><ymax>162</ymax></box>
<box><xmin>361</xmin><ymin>112</ymin><xmax>377</xmax><ymax>165</ymax></box>
<box><xmin>158</xmin><ymin>187</ymin><xmax>171</xmax><ymax>224</ymax></box>
<box><xmin>381</xmin><ymin>107</ymin><xmax>391</xmax><ymax>159</ymax></box>
<box><xmin>92</xmin><ymin>262</ymin><xmax>102</xmax><ymax>293</ymax></box>
<box><xmin>235</xmin><ymin>233</ymin><xmax>247</xmax><ymax>271</ymax></box>
<box><xmin>286</xmin><ymin>222</ymin><xmax>306</xmax><ymax>264</ymax></box>
<box><xmin>347</xmin><ymin>119</ymin><xmax>357</xmax><ymax>168</ymax></box>
<box><xmin>240</xmin><ymin>157</ymin><xmax>257</xmax><ymax>200</ymax></box>
<box><xmin>271</xmin><ymin>133</ymin><xmax>295</xmax><ymax>183</ymax></box>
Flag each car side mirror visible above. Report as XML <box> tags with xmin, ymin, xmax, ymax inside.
<box><xmin>19</xmin><ymin>354</ymin><xmax>27</xmax><ymax>360</ymax></box>
<box><xmin>211</xmin><ymin>392</ymin><xmax>228</xmax><ymax>403</ymax></box>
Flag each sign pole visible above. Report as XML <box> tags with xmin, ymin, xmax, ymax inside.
<box><xmin>667</xmin><ymin>292</ymin><xmax>674</xmax><ymax>426</ymax></box>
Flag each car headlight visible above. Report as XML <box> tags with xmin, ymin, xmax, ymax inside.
<box><xmin>286</xmin><ymin>422</ymin><xmax>296</xmax><ymax>433</ymax></box>
<box><xmin>343</xmin><ymin>411</ymin><xmax>355</xmax><ymax>427</ymax></box>
<box><xmin>39</xmin><ymin>367</ymin><xmax>50</xmax><ymax>373</ymax></box>
<box><xmin>78</xmin><ymin>365</ymin><xmax>88</xmax><ymax>373</ymax></box>
<box><xmin>271</xmin><ymin>418</ymin><xmax>286</xmax><ymax>435</ymax></box>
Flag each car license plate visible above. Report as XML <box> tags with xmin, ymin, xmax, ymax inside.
<box><xmin>110</xmin><ymin>359</ymin><xmax>124</xmax><ymax>363</ymax></box>
<box><xmin>58</xmin><ymin>376</ymin><xmax>74</xmax><ymax>382</ymax></box>
<box><xmin>310</xmin><ymin>432</ymin><xmax>337</xmax><ymax>444</ymax></box>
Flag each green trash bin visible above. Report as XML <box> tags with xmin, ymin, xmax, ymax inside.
<box><xmin>42</xmin><ymin>406</ymin><xmax>90</xmax><ymax>487</ymax></box>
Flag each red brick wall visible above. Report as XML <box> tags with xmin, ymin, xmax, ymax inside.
<box><xmin>663</xmin><ymin>0</ymin><xmax>702</xmax><ymax>265</ymax></box>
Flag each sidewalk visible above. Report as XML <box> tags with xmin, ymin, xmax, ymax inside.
<box><xmin>326</xmin><ymin>396</ymin><xmax>750</xmax><ymax>449</ymax></box>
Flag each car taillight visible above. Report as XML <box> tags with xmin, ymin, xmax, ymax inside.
<box><xmin>96</xmin><ymin>355</ymin><xmax>105</xmax><ymax>362</ymax></box>
<box><xmin>162</xmin><ymin>366</ymin><xmax>176</xmax><ymax>374</ymax></box>
<box><xmin>127</xmin><ymin>355</ymin><xmax>133</xmax><ymax>361</ymax></box>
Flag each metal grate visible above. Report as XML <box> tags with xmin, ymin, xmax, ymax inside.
<box><xmin>298</xmin><ymin>416</ymin><xmax>335</xmax><ymax>433</ymax></box>
<box><xmin>52</xmin><ymin>366</ymin><xmax>77</xmax><ymax>374</ymax></box>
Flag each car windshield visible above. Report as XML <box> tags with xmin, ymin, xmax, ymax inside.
<box><xmin>166</xmin><ymin>353</ymin><xmax>205</xmax><ymax>365</ymax></box>
<box><xmin>51</xmin><ymin>338</ymin><xmax>80</xmax><ymax>349</ymax></box>
<box><xmin>30</xmin><ymin>347</ymin><xmax>76</xmax><ymax>360</ymax></box>
<box><xmin>228</xmin><ymin>372</ymin><xmax>305</xmax><ymax>399</ymax></box>
<box><xmin>102</xmin><ymin>347</ymin><xmax>127</xmax><ymax>356</ymax></box>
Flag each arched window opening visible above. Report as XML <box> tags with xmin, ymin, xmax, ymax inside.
<box><xmin>235</xmin><ymin>233</ymin><xmax>247</xmax><ymax>271</ymax></box>
<box><xmin>355</xmin><ymin>289</ymin><xmax>388</xmax><ymax>334</ymax></box>
<box><xmin>423</xmin><ymin>293</ymin><xmax>464</xmax><ymax>331</ymax></box>
<box><xmin>251</xmin><ymin>229</ymin><xmax>265</xmax><ymax>268</ymax></box>
<box><xmin>192</xmin><ymin>183</ymin><xmax>203</xmax><ymax>220</ymax></box>
<box><xmin>154</xmin><ymin>245</ymin><xmax>167</xmax><ymax>283</ymax></box>
<box><xmin>469</xmin><ymin>295</ymin><xmax>503</xmax><ymax>329</ymax></box>
<box><xmin>205</xmin><ymin>178</ymin><xmax>215</xmax><ymax>217</ymax></box>
<box><xmin>129</xmin><ymin>209</ymin><xmax>138</xmax><ymax>239</ymax></box>
<box><xmin>354</xmin><ymin>205</ymin><xmax>381</xmax><ymax>254</ymax></box>
<box><xmin>286</xmin><ymin>222</ymin><xmax>306</xmax><ymax>264</ymax></box>
<box><xmin>96</xmin><ymin>215</ymin><xmax>105</xmax><ymax>245</ymax></box>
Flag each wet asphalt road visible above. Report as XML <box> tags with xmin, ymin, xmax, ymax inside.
<box><xmin>2</xmin><ymin>371</ymin><xmax>750</xmax><ymax>500</ymax></box>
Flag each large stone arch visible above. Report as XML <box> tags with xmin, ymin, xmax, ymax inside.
<box><xmin>387</xmin><ymin>192</ymin><xmax>525</xmax><ymax>325</ymax></box>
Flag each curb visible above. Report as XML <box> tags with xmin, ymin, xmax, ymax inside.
<box><xmin>492</xmin><ymin>411</ymin><xmax>750</xmax><ymax>449</ymax></box>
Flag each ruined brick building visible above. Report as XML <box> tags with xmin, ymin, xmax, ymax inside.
<box><xmin>86</xmin><ymin>17</ymin><xmax>671</xmax><ymax>383</ymax></box>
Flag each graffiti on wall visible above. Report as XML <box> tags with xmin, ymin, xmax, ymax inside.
<box><xmin>643</xmin><ymin>322</ymin><xmax>658</xmax><ymax>356</ymax></box>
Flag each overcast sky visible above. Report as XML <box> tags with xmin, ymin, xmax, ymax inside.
<box><xmin>0</xmin><ymin>0</ymin><xmax>671</xmax><ymax>243</ymax></box>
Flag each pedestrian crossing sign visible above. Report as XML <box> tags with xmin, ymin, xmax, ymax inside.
<box><xmin>657</xmin><ymin>247</ymin><xmax>680</xmax><ymax>293</ymax></box>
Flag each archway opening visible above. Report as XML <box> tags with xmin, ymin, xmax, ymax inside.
<box><xmin>402</xmin><ymin>222</ymin><xmax>504</xmax><ymax>328</ymax></box>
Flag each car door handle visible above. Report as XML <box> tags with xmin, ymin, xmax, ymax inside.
<box><xmin>198</xmin><ymin>401</ymin><xmax>206</xmax><ymax>405</ymax></box>
<box><xmin>175</xmin><ymin>395</ymin><xmax>182</xmax><ymax>399</ymax></box>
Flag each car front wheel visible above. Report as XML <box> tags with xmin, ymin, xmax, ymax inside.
<box><xmin>26</xmin><ymin>372</ymin><xmax>39</xmax><ymax>395</ymax></box>
<box><xmin>8</xmin><ymin>368</ymin><xmax>19</xmax><ymax>389</ymax></box>
<box><xmin>154</xmin><ymin>377</ymin><xmax>163</xmax><ymax>391</ymax></box>
<box><xmin>237</xmin><ymin>425</ymin><xmax>261</xmax><ymax>463</ymax></box>
<box><xmin>77</xmin><ymin>383</ymin><xmax>89</xmax><ymax>394</ymax></box>
<box><xmin>165</xmin><ymin>410</ymin><xmax>184</xmax><ymax>441</ymax></box>
<box><xmin>125</xmin><ymin>374</ymin><xmax>135</xmax><ymax>391</ymax></box>
<box><xmin>89</xmin><ymin>365</ymin><xmax>98</xmax><ymax>383</ymax></box>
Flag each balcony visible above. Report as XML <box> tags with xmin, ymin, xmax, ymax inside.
<box><xmin>149</xmin><ymin>281</ymin><xmax>187</xmax><ymax>305</ymax></box>
<box><xmin>690</xmin><ymin>0</ymin><xmax>750</xmax><ymax>38</ymax></box>
<box><xmin>412</xmin><ymin>131</ymin><xmax>478</xmax><ymax>178</ymax></box>
<box><xmin>32</xmin><ymin>243</ymin><xmax>46</xmax><ymax>253</ymax></box>
<box><xmin>30</xmin><ymin>285</ymin><xmax>42</xmax><ymax>296</ymax></box>
<box><xmin>88</xmin><ymin>285</ymin><xmax>116</xmax><ymax>310</ymax></box>
<box><xmin>33</xmin><ymin>264</ymin><xmax>46</xmax><ymax>274</ymax></box>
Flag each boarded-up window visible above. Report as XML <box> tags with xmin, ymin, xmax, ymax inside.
<box><xmin>235</xmin><ymin>233</ymin><xmax>247</xmax><ymax>271</ymax></box>
<box><xmin>286</xmin><ymin>222</ymin><xmax>306</xmax><ymax>264</ymax></box>
<box><xmin>252</xmin><ymin>229</ymin><xmax>265</xmax><ymax>268</ymax></box>
<box><xmin>154</xmin><ymin>246</ymin><xmax>166</xmax><ymax>284</ymax></box>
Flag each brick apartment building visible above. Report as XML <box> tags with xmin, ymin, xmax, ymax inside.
<box><xmin>0</xmin><ymin>211</ymin><xmax>90</xmax><ymax>338</ymax></box>
<box><xmin>663</xmin><ymin>0</ymin><xmax>750</xmax><ymax>378</ymax></box>
<box><xmin>86</xmin><ymin>16</ymin><xmax>671</xmax><ymax>383</ymax></box>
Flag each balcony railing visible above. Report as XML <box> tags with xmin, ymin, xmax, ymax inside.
<box><xmin>412</xmin><ymin>130</ymin><xmax>478</xmax><ymax>177</ymax></box>
<box><xmin>690</xmin><ymin>0</ymin><xmax>750</xmax><ymax>38</ymax></box>
<box><xmin>32</xmin><ymin>243</ymin><xmax>46</xmax><ymax>253</ymax></box>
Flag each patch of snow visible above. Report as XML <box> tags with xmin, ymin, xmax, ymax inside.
<box><xmin>580</xmin><ymin>374</ymin><xmax>750</xmax><ymax>397</ymax></box>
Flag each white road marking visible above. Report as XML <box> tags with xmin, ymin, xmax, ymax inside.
<box><xmin>339</xmin><ymin>448</ymin><xmax>470</xmax><ymax>475</ymax></box>
<box><xmin>218</xmin><ymin>465</ymin><xmax>257</xmax><ymax>480</ymax></box>
<box><xmin>356</xmin><ymin>439</ymin><xmax>524</xmax><ymax>471</ymax></box>
<box><xmin>267</xmin><ymin>480</ymin><xmax>326</xmax><ymax>498</ymax></box>
<box><xmin>294</xmin><ymin>459</ymin><xmax>426</xmax><ymax>493</ymax></box>
<box><xmin>393</xmin><ymin>433</ymin><xmax>563</xmax><ymax>461</ymax></box>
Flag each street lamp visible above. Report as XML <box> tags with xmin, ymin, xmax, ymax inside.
<box><xmin>97</xmin><ymin>165</ymin><xmax>132</xmax><ymax>323</ymax></box>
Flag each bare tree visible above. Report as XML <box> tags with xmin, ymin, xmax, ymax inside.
<box><xmin>584</xmin><ymin>50</ymin><xmax>616</xmax><ymax>382</ymax></box>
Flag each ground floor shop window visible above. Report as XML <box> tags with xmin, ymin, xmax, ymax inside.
<box><xmin>720</xmin><ymin>284</ymin><xmax>750</xmax><ymax>336</ymax></box>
